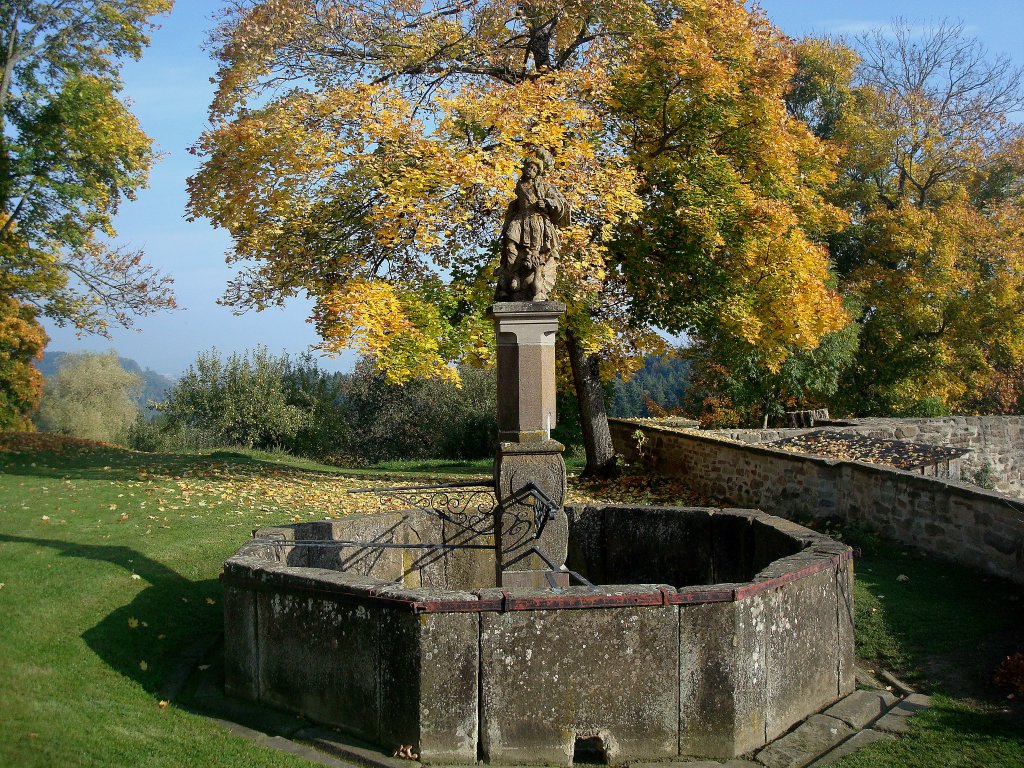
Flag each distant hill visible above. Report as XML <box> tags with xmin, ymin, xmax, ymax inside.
<box><xmin>610</xmin><ymin>354</ymin><xmax>690</xmax><ymax>418</ymax></box>
<box><xmin>37</xmin><ymin>352</ymin><xmax>176</xmax><ymax>415</ymax></box>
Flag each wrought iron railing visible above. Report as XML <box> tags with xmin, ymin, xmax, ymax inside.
<box><xmin>247</xmin><ymin>479</ymin><xmax>593</xmax><ymax>591</ymax></box>
<box><xmin>348</xmin><ymin>479</ymin><xmax>497</xmax><ymax>542</ymax></box>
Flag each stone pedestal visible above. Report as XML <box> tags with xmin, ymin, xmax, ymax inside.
<box><xmin>492</xmin><ymin>302</ymin><xmax>563</xmax><ymax>443</ymax></box>
<box><xmin>490</xmin><ymin>302</ymin><xmax>569</xmax><ymax>587</ymax></box>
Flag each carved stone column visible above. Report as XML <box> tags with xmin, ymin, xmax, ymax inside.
<box><xmin>490</xmin><ymin>301</ymin><xmax>569</xmax><ymax>589</ymax></box>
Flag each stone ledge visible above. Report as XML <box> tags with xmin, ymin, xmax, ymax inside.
<box><xmin>822</xmin><ymin>689</ymin><xmax>899</xmax><ymax>729</ymax></box>
<box><xmin>807</xmin><ymin>729</ymin><xmax>893</xmax><ymax>767</ymax></box>
<box><xmin>755</xmin><ymin>715</ymin><xmax>852</xmax><ymax>768</ymax></box>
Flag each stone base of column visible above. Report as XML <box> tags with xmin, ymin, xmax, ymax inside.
<box><xmin>493</xmin><ymin>439</ymin><xmax>568</xmax><ymax>585</ymax></box>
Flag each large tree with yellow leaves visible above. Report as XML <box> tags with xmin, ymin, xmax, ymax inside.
<box><xmin>189</xmin><ymin>0</ymin><xmax>848</xmax><ymax>473</ymax></box>
<box><xmin>795</xmin><ymin>24</ymin><xmax>1024</xmax><ymax>416</ymax></box>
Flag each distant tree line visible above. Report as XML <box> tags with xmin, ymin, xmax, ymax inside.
<box><xmin>31</xmin><ymin>348</ymin><xmax>693</xmax><ymax>461</ymax></box>
<box><xmin>609</xmin><ymin>356</ymin><xmax>691</xmax><ymax>418</ymax></box>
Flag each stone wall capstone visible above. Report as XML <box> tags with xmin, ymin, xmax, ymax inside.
<box><xmin>707</xmin><ymin>416</ymin><xmax>1024</xmax><ymax>496</ymax></box>
<box><xmin>611</xmin><ymin>419</ymin><xmax>1024</xmax><ymax>586</ymax></box>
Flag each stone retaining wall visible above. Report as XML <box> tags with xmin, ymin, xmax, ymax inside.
<box><xmin>708</xmin><ymin>416</ymin><xmax>1024</xmax><ymax>496</ymax></box>
<box><xmin>610</xmin><ymin>419</ymin><xmax>1024</xmax><ymax>586</ymax></box>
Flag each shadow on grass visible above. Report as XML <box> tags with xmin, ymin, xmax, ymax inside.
<box><xmin>922</xmin><ymin>699</ymin><xmax>1024</xmax><ymax>743</ymax></box>
<box><xmin>0</xmin><ymin>446</ymin><xmax>363</xmax><ymax>484</ymax></box>
<box><xmin>816</xmin><ymin>524</ymin><xmax>1024</xmax><ymax>708</ymax></box>
<box><xmin>0</xmin><ymin>443</ymin><xmax>494</xmax><ymax>484</ymax></box>
<box><xmin>0</xmin><ymin>533</ymin><xmax>223</xmax><ymax>695</ymax></box>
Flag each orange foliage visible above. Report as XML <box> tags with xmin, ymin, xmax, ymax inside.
<box><xmin>0</xmin><ymin>298</ymin><xmax>47</xmax><ymax>431</ymax></box>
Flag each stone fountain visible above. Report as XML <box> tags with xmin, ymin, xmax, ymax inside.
<box><xmin>221</xmin><ymin>152</ymin><xmax>854</xmax><ymax>765</ymax></box>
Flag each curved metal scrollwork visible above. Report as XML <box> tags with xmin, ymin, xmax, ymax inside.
<box><xmin>348</xmin><ymin>480</ymin><xmax>497</xmax><ymax>541</ymax></box>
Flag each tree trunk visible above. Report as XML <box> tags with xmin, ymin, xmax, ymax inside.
<box><xmin>565</xmin><ymin>328</ymin><xmax>618</xmax><ymax>478</ymax></box>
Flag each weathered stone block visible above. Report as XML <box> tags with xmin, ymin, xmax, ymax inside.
<box><xmin>565</xmin><ymin>505</ymin><xmax>606</xmax><ymax>583</ymax></box>
<box><xmin>222</xmin><ymin>584</ymin><xmax>258</xmax><ymax>700</ymax></box>
<box><xmin>247</xmin><ymin>579</ymin><xmax>480</xmax><ymax>763</ymax></box>
<box><xmin>836</xmin><ymin>559</ymin><xmax>856</xmax><ymax>696</ymax></box>
<box><xmin>822</xmin><ymin>689</ymin><xmax>898</xmax><ymax>729</ymax></box>
<box><xmin>710</xmin><ymin>511</ymin><xmax>757</xmax><ymax>583</ymax></box>
<box><xmin>680</xmin><ymin>597</ymin><xmax>768</xmax><ymax>758</ymax></box>
<box><xmin>494</xmin><ymin>439</ymin><xmax>567</xmax><ymax>577</ymax></box>
<box><xmin>764</xmin><ymin>567</ymin><xmax>844</xmax><ymax>741</ymax></box>
<box><xmin>491</xmin><ymin>302</ymin><xmax>564</xmax><ymax>442</ymax></box>
<box><xmin>305</xmin><ymin>513</ymin><xmax>407</xmax><ymax>579</ymax></box>
<box><xmin>256</xmin><ymin>589</ymin><xmax>382</xmax><ymax>742</ymax></box>
<box><xmin>376</xmin><ymin>604</ymin><xmax>480</xmax><ymax>764</ymax></box>
<box><xmin>403</xmin><ymin>509</ymin><xmax>468</xmax><ymax>589</ymax></box>
<box><xmin>601</xmin><ymin>505</ymin><xmax>714</xmax><ymax>586</ymax></box>
<box><xmin>480</xmin><ymin>598</ymin><xmax>679</xmax><ymax>766</ymax></box>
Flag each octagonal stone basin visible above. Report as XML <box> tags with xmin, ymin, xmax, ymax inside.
<box><xmin>221</xmin><ymin>505</ymin><xmax>854</xmax><ymax>765</ymax></box>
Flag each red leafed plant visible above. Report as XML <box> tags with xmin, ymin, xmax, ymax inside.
<box><xmin>994</xmin><ymin>653</ymin><xmax>1024</xmax><ymax>695</ymax></box>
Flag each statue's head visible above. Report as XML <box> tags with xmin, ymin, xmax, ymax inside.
<box><xmin>522</xmin><ymin>148</ymin><xmax>555</xmax><ymax>180</ymax></box>
<box><xmin>522</xmin><ymin>157</ymin><xmax>543</xmax><ymax>179</ymax></box>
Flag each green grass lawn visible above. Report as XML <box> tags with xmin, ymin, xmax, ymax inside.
<box><xmin>830</xmin><ymin>525</ymin><xmax>1024</xmax><ymax>768</ymax></box>
<box><xmin>0</xmin><ymin>435</ymin><xmax>464</xmax><ymax>767</ymax></box>
<box><xmin>1</xmin><ymin>434</ymin><xmax>1022</xmax><ymax>767</ymax></box>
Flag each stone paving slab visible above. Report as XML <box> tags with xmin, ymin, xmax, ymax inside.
<box><xmin>205</xmin><ymin>717</ymin><xmax>354</xmax><ymax>768</ymax></box>
<box><xmin>854</xmin><ymin>667</ymin><xmax>884</xmax><ymax>690</ymax></box>
<box><xmin>889</xmin><ymin>693</ymin><xmax>932</xmax><ymax>716</ymax></box>
<box><xmin>265</xmin><ymin>734</ymin><xmax>358</xmax><ymax>768</ymax></box>
<box><xmin>807</xmin><ymin>729</ymin><xmax>893</xmax><ymax>767</ymax></box>
<box><xmin>879</xmin><ymin>670</ymin><xmax>915</xmax><ymax>695</ymax></box>
<box><xmin>873</xmin><ymin>712</ymin><xmax>912</xmax><ymax>734</ymax></box>
<box><xmin>756</xmin><ymin>715</ymin><xmax>853</xmax><ymax>768</ymax></box>
<box><xmin>823</xmin><ymin>689</ymin><xmax>899</xmax><ymax>729</ymax></box>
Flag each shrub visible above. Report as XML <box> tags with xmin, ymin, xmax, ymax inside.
<box><xmin>35</xmin><ymin>351</ymin><xmax>142</xmax><ymax>444</ymax></box>
<box><xmin>126</xmin><ymin>415</ymin><xmax>220</xmax><ymax>453</ymax></box>
<box><xmin>281</xmin><ymin>353</ymin><xmax>349</xmax><ymax>457</ymax></box>
<box><xmin>342</xmin><ymin>360</ymin><xmax>496</xmax><ymax>463</ymax></box>
<box><xmin>995</xmin><ymin>653</ymin><xmax>1024</xmax><ymax>696</ymax></box>
<box><xmin>157</xmin><ymin>347</ymin><xmax>308</xmax><ymax>451</ymax></box>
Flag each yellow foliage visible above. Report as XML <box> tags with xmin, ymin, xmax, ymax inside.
<box><xmin>319</xmin><ymin>279</ymin><xmax>460</xmax><ymax>383</ymax></box>
<box><xmin>191</xmin><ymin>0</ymin><xmax>849</xmax><ymax>384</ymax></box>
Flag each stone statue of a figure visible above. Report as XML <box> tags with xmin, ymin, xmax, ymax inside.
<box><xmin>495</xmin><ymin>151</ymin><xmax>569</xmax><ymax>302</ymax></box>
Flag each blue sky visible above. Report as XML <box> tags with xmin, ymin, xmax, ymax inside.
<box><xmin>43</xmin><ymin>0</ymin><xmax>1024</xmax><ymax>377</ymax></box>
